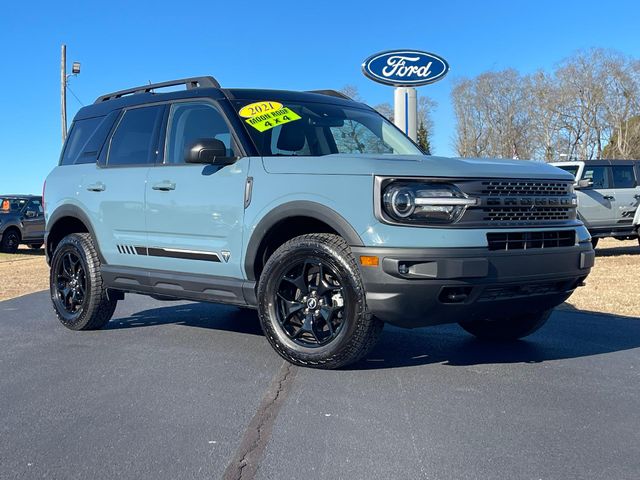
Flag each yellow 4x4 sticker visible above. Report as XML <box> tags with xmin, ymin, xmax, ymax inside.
<box><xmin>240</xmin><ymin>101</ymin><xmax>302</xmax><ymax>132</ymax></box>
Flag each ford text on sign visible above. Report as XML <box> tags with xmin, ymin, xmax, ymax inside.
<box><xmin>362</xmin><ymin>50</ymin><xmax>449</xmax><ymax>87</ymax></box>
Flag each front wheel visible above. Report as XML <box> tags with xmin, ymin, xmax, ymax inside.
<box><xmin>458</xmin><ymin>309</ymin><xmax>552</xmax><ymax>341</ymax></box>
<box><xmin>50</xmin><ymin>233</ymin><xmax>117</xmax><ymax>330</ymax></box>
<box><xmin>257</xmin><ymin>234</ymin><xmax>383</xmax><ymax>369</ymax></box>
<box><xmin>591</xmin><ymin>237</ymin><xmax>599</xmax><ymax>249</ymax></box>
<box><xmin>1</xmin><ymin>229</ymin><xmax>20</xmax><ymax>253</ymax></box>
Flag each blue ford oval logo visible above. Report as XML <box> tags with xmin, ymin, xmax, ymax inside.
<box><xmin>362</xmin><ymin>50</ymin><xmax>450</xmax><ymax>87</ymax></box>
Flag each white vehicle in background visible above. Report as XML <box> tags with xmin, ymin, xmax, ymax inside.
<box><xmin>552</xmin><ymin>160</ymin><xmax>640</xmax><ymax>248</ymax></box>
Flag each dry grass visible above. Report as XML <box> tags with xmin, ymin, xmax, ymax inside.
<box><xmin>0</xmin><ymin>238</ymin><xmax>638</xmax><ymax>318</ymax></box>
<box><xmin>0</xmin><ymin>246</ymin><xmax>49</xmax><ymax>302</ymax></box>
<box><xmin>564</xmin><ymin>237</ymin><xmax>640</xmax><ymax>317</ymax></box>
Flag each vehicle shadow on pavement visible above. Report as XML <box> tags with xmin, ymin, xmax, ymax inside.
<box><xmin>595</xmin><ymin>244</ymin><xmax>639</xmax><ymax>257</ymax></box>
<box><xmin>350</xmin><ymin>309</ymin><xmax>640</xmax><ymax>370</ymax></box>
<box><xmin>105</xmin><ymin>303</ymin><xmax>264</xmax><ymax>336</ymax></box>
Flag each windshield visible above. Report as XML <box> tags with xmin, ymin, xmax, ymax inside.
<box><xmin>233</xmin><ymin>99</ymin><xmax>423</xmax><ymax>157</ymax></box>
<box><xmin>0</xmin><ymin>198</ymin><xmax>28</xmax><ymax>213</ymax></box>
<box><xmin>556</xmin><ymin>165</ymin><xmax>580</xmax><ymax>178</ymax></box>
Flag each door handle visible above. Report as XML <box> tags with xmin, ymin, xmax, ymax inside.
<box><xmin>603</xmin><ymin>195</ymin><xmax>614</xmax><ymax>200</ymax></box>
<box><xmin>86</xmin><ymin>182</ymin><xmax>105</xmax><ymax>192</ymax></box>
<box><xmin>152</xmin><ymin>181</ymin><xmax>176</xmax><ymax>191</ymax></box>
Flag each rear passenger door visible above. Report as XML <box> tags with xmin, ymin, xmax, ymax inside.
<box><xmin>82</xmin><ymin>105</ymin><xmax>165</xmax><ymax>267</ymax></box>
<box><xmin>578</xmin><ymin>165</ymin><xmax>615</xmax><ymax>228</ymax></box>
<box><xmin>611</xmin><ymin>164</ymin><xmax>640</xmax><ymax>227</ymax></box>
<box><xmin>144</xmin><ymin>100</ymin><xmax>248</xmax><ymax>279</ymax></box>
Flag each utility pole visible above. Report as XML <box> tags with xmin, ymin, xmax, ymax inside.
<box><xmin>60</xmin><ymin>44</ymin><xmax>81</xmax><ymax>144</ymax></box>
<box><xmin>61</xmin><ymin>44</ymin><xmax>67</xmax><ymax>143</ymax></box>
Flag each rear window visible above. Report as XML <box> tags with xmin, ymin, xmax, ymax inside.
<box><xmin>60</xmin><ymin>117</ymin><xmax>103</xmax><ymax>165</ymax></box>
<box><xmin>555</xmin><ymin>165</ymin><xmax>579</xmax><ymax>178</ymax></box>
<box><xmin>107</xmin><ymin>106</ymin><xmax>164</xmax><ymax>166</ymax></box>
<box><xmin>611</xmin><ymin>165</ymin><xmax>636</xmax><ymax>188</ymax></box>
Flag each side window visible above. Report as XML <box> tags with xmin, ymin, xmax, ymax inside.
<box><xmin>60</xmin><ymin>117</ymin><xmax>103</xmax><ymax>165</ymax></box>
<box><xmin>26</xmin><ymin>199</ymin><xmax>44</xmax><ymax>216</ymax></box>
<box><xmin>107</xmin><ymin>106</ymin><xmax>164</xmax><ymax>166</ymax></box>
<box><xmin>165</xmin><ymin>102</ymin><xmax>235</xmax><ymax>164</ymax></box>
<box><xmin>582</xmin><ymin>166</ymin><xmax>611</xmax><ymax>189</ymax></box>
<box><xmin>611</xmin><ymin>166</ymin><xmax>637</xmax><ymax>189</ymax></box>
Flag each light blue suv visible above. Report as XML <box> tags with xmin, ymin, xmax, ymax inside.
<box><xmin>45</xmin><ymin>77</ymin><xmax>594</xmax><ymax>368</ymax></box>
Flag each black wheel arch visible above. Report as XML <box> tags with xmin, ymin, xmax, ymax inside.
<box><xmin>46</xmin><ymin>205</ymin><xmax>104</xmax><ymax>264</ymax></box>
<box><xmin>244</xmin><ymin>201</ymin><xmax>363</xmax><ymax>281</ymax></box>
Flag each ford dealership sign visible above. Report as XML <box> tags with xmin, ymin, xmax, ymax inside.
<box><xmin>362</xmin><ymin>50</ymin><xmax>449</xmax><ymax>87</ymax></box>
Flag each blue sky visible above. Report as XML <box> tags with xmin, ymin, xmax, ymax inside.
<box><xmin>1</xmin><ymin>0</ymin><xmax>639</xmax><ymax>193</ymax></box>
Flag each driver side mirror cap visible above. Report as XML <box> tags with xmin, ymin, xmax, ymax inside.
<box><xmin>185</xmin><ymin>138</ymin><xmax>237</xmax><ymax>166</ymax></box>
<box><xmin>575</xmin><ymin>179</ymin><xmax>593</xmax><ymax>189</ymax></box>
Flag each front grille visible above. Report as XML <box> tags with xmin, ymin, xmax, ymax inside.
<box><xmin>487</xmin><ymin>230</ymin><xmax>575</xmax><ymax>251</ymax></box>
<box><xmin>478</xmin><ymin>281</ymin><xmax>568</xmax><ymax>302</ymax></box>
<box><xmin>457</xmin><ymin>178</ymin><xmax>576</xmax><ymax>227</ymax></box>
<box><xmin>483</xmin><ymin>207</ymin><xmax>572</xmax><ymax>223</ymax></box>
<box><xmin>480</xmin><ymin>180</ymin><xmax>571</xmax><ymax>196</ymax></box>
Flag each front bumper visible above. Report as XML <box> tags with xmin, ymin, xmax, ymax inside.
<box><xmin>352</xmin><ymin>243</ymin><xmax>594</xmax><ymax>328</ymax></box>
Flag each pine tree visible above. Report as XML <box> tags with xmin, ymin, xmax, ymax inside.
<box><xmin>417</xmin><ymin>121</ymin><xmax>431</xmax><ymax>154</ymax></box>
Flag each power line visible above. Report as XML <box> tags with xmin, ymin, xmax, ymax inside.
<box><xmin>67</xmin><ymin>85</ymin><xmax>85</xmax><ymax>106</ymax></box>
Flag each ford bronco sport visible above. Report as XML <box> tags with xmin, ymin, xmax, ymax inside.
<box><xmin>0</xmin><ymin>195</ymin><xmax>45</xmax><ymax>253</ymax></box>
<box><xmin>45</xmin><ymin>77</ymin><xmax>594</xmax><ymax>369</ymax></box>
<box><xmin>552</xmin><ymin>160</ymin><xmax>640</xmax><ymax>248</ymax></box>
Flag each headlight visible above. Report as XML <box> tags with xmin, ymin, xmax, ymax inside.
<box><xmin>381</xmin><ymin>181</ymin><xmax>478</xmax><ymax>225</ymax></box>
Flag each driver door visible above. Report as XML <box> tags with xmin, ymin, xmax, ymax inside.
<box><xmin>578</xmin><ymin>165</ymin><xmax>615</xmax><ymax>228</ymax></box>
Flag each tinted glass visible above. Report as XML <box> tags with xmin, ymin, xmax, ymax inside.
<box><xmin>233</xmin><ymin>100</ymin><xmax>421</xmax><ymax>157</ymax></box>
<box><xmin>60</xmin><ymin>117</ymin><xmax>103</xmax><ymax>165</ymax></box>
<box><xmin>582</xmin><ymin>166</ymin><xmax>611</xmax><ymax>189</ymax></box>
<box><xmin>107</xmin><ymin>106</ymin><xmax>164</xmax><ymax>166</ymax></box>
<box><xmin>611</xmin><ymin>165</ymin><xmax>636</xmax><ymax>188</ymax></box>
<box><xmin>166</xmin><ymin>103</ymin><xmax>234</xmax><ymax>164</ymax></box>
<box><xmin>25</xmin><ymin>199</ymin><xmax>44</xmax><ymax>215</ymax></box>
<box><xmin>0</xmin><ymin>198</ymin><xmax>28</xmax><ymax>212</ymax></box>
<box><xmin>556</xmin><ymin>165</ymin><xmax>579</xmax><ymax>178</ymax></box>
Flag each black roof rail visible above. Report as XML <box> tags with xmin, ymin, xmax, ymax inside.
<box><xmin>307</xmin><ymin>89</ymin><xmax>351</xmax><ymax>100</ymax></box>
<box><xmin>94</xmin><ymin>76</ymin><xmax>221</xmax><ymax>103</ymax></box>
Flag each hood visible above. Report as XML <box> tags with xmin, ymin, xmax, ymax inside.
<box><xmin>262</xmin><ymin>154</ymin><xmax>574</xmax><ymax>180</ymax></box>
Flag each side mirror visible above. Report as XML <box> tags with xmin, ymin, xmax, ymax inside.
<box><xmin>185</xmin><ymin>139</ymin><xmax>236</xmax><ymax>165</ymax></box>
<box><xmin>575</xmin><ymin>179</ymin><xmax>592</xmax><ymax>189</ymax></box>
<box><xmin>25</xmin><ymin>210</ymin><xmax>36</xmax><ymax>218</ymax></box>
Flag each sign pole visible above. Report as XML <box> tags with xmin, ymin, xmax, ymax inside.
<box><xmin>394</xmin><ymin>87</ymin><xmax>417</xmax><ymax>142</ymax></box>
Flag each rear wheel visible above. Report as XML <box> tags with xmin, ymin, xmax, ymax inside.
<box><xmin>1</xmin><ymin>229</ymin><xmax>20</xmax><ymax>253</ymax></box>
<box><xmin>458</xmin><ymin>309</ymin><xmax>551</xmax><ymax>341</ymax></box>
<box><xmin>257</xmin><ymin>233</ymin><xmax>383</xmax><ymax>369</ymax></box>
<box><xmin>50</xmin><ymin>233</ymin><xmax>117</xmax><ymax>330</ymax></box>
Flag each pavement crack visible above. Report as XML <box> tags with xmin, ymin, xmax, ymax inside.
<box><xmin>222</xmin><ymin>361</ymin><xmax>297</xmax><ymax>480</ymax></box>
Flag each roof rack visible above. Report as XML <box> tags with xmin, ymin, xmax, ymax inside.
<box><xmin>307</xmin><ymin>89</ymin><xmax>351</xmax><ymax>100</ymax></box>
<box><xmin>94</xmin><ymin>76</ymin><xmax>220</xmax><ymax>103</ymax></box>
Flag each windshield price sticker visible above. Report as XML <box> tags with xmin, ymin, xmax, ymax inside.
<box><xmin>239</xmin><ymin>101</ymin><xmax>283</xmax><ymax>118</ymax></box>
<box><xmin>245</xmin><ymin>107</ymin><xmax>301</xmax><ymax>132</ymax></box>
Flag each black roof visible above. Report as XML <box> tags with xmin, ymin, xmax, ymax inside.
<box><xmin>75</xmin><ymin>77</ymin><xmax>366</xmax><ymax>121</ymax></box>
<box><xmin>569</xmin><ymin>159</ymin><xmax>640</xmax><ymax>165</ymax></box>
<box><xmin>0</xmin><ymin>194</ymin><xmax>41</xmax><ymax>199</ymax></box>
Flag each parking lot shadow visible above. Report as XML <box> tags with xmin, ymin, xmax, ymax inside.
<box><xmin>351</xmin><ymin>309</ymin><xmax>640</xmax><ymax>370</ymax></box>
<box><xmin>106</xmin><ymin>303</ymin><xmax>263</xmax><ymax>336</ymax></box>
<box><xmin>595</xmin><ymin>244</ymin><xmax>639</xmax><ymax>257</ymax></box>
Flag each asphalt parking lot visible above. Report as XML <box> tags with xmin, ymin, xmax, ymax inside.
<box><xmin>1</xmin><ymin>292</ymin><xmax>639</xmax><ymax>480</ymax></box>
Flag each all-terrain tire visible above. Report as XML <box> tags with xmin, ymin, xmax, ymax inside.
<box><xmin>458</xmin><ymin>309</ymin><xmax>552</xmax><ymax>341</ymax></box>
<box><xmin>50</xmin><ymin>233</ymin><xmax>117</xmax><ymax>330</ymax></box>
<box><xmin>1</xmin><ymin>229</ymin><xmax>20</xmax><ymax>253</ymax></box>
<box><xmin>257</xmin><ymin>233</ymin><xmax>383</xmax><ymax>369</ymax></box>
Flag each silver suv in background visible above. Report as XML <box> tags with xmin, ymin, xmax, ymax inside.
<box><xmin>552</xmin><ymin>160</ymin><xmax>640</xmax><ymax>248</ymax></box>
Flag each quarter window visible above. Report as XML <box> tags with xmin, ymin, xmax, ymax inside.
<box><xmin>611</xmin><ymin>166</ymin><xmax>636</xmax><ymax>188</ymax></box>
<box><xmin>582</xmin><ymin>166</ymin><xmax>611</xmax><ymax>189</ymax></box>
<box><xmin>107</xmin><ymin>106</ymin><xmax>164</xmax><ymax>166</ymax></box>
<box><xmin>60</xmin><ymin>117</ymin><xmax>102</xmax><ymax>165</ymax></box>
<box><xmin>165</xmin><ymin>103</ymin><xmax>235</xmax><ymax>164</ymax></box>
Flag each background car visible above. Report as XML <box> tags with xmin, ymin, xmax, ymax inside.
<box><xmin>552</xmin><ymin>160</ymin><xmax>640</xmax><ymax>248</ymax></box>
<box><xmin>0</xmin><ymin>195</ymin><xmax>45</xmax><ymax>253</ymax></box>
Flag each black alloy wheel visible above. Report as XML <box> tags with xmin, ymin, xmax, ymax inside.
<box><xmin>275</xmin><ymin>259</ymin><xmax>346</xmax><ymax>348</ymax></box>
<box><xmin>53</xmin><ymin>251</ymin><xmax>87</xmax><ymax>315</ymax></box>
